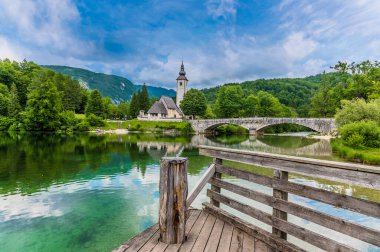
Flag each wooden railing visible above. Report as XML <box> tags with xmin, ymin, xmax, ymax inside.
<box><xmin>195</xmin><ymin>146</ymin><xmax>380</xmax><ymax>252</ymax></box>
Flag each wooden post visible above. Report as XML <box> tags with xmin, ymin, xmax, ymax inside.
<box><xmin>211</xmin><ymin>158</ymin><xmax>222</xmax><ymax>207</ymax></box>
<box><xmin>272</xmin><ymin>169</ymin><xmax>288</xmax><ymax>239</ymax></box>
<box><xmin>159</xmin><ymin>157</ymin><xmax>188</xmax><ymax>244</ymax></box>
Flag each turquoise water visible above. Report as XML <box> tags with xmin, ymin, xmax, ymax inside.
<box><xmin>0</xmin><ymin>133</ymin><xmax>378</xmax><ymax>251</ymax></box>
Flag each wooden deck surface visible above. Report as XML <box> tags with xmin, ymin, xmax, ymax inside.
<box><xmin>115</xmin><ymin>209</ymin><xmax>273</xmax><ymax>252</ymax></box>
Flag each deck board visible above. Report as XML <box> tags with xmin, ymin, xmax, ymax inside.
<box><xmin>114</xmin><ymin>209</ymin><xmax>273</xmax><ymax>252</ymax></box>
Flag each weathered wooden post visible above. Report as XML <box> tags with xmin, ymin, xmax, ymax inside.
<box><xmin>211</xmin><ymin>158</ymin><xmax>222</xmax><ymax>207</ymax></box>
<box><xmin>272</xmin><ymin>169</ymin><xmax>288</xmax><ymax>239</ymax></box>
<box><xmin>159</xmin><ymin>157</ymin><xmax>188</xmax><ymax>244</ymax></box>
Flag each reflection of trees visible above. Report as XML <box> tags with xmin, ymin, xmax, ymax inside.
<box><xmin>257</xmin><ymin>135</ymin><xmax>318</xmax><ymax>148</ymax></box>
<box><xmin>0</xmin><ymin>133</ymin><xmax>192</xmax><ymax>195</ymax></box>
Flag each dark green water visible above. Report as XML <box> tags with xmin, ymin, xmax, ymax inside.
<box><xmin>0</xmin><ymin>133</ymin><xmax>379</xmax><ymax>251</ymax></box>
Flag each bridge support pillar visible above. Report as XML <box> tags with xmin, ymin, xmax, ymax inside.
<box><xmin>249</xmin><ymin>129</ymin><xmax>258</xmax><ymax>136</ymax></box>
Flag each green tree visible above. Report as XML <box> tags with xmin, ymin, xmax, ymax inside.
<box><xmin>25</xmin><ymin>81</ymin><xmax>62</xmax><ymax>131</ymax></box>
<box><xmin>335</xmin><ymin>99</ymin><xmax>380</xmax><ymax>127</ymax></box>
<box><xmin>309</xmin><ymin>73</ymin><xmax>337</xmax><ymax>117</ymax></box>
<box><xmin>256</xmin><ymin>91</ymin><xmax>293</xmax><ymax>117</ymax></box>
<box><xmin>244</xmin><ymin>95</ymin><xmax>259</xmax><ymax>117</ymax></box>
<box><xmin>118</xmin><ymin>101</ymin><xmax>130</xmax><ymax>119</ymax></box>
<box><xmin>129</xmin><ymin>91</ymin><xmax>140</xmax><ymax>118</ymax></box>
<box><xmin>8</xmin><ymin>83</ymin><xmax>21</xmax><ymax>119</ymax></box>
<box><xmin>215</xmin><ymin>86</ymin><xmax>244</xmax><ymax>118</ymax></box>
<box><xmin>180</xmin><ymin>89</ymin><xmax>207</xmax><ymax>118</ymax></box>
<box><xmin>85</xmin><ymin>90</ymin><xmax>105</xmax><ymax>117</ymax></box>
<box><xmin>139</xmin><ymin>84</ymin><xmax>150</xmax><ymax>112</ymax></box>
<box><xmin>0</xmin><ymin>83</ymin><xmax>10</xmax><ymax>116</ymax></box>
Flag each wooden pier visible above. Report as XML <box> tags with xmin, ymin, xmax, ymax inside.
<box><xmin>115</xmin><ymin>146</ymin><xmax>380</xmax><ymax>252</ymax></box>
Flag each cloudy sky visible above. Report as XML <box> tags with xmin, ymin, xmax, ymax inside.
<box><xmin>1</xmin><ymin>0</ymin><xmax>380</xmax><ymax>89</ymax></box>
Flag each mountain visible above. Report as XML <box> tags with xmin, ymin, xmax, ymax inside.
<box><xmin>43</xmin><ymin>65</ymin><xmax>175</xmax><ymax>103</ymax></box>
<box><xmin>201</xmin><ymin>74</ymin><xmax>334</xmax><ymax>117</ymax></box>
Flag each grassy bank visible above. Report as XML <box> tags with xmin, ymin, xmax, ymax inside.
<box><xmin>103</xmin><ymin>120</ymin><xmax>193</xmax><ymax>134</ymax></box>
<box><xmin>331</xmin><ymin>139</ymin><xmax>380</xmax><ymax>165</ymax></box>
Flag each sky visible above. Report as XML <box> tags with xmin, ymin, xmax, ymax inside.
<box><xmin>1</xmin><ymin>0</ymin><xmax>380</xmax><ymax>89</ymax></box>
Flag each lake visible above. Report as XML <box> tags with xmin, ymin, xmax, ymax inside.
<box><xmin>0</xmin><ymin>133</ymin><xmax>379</xmax><ymax>251</ymax></box>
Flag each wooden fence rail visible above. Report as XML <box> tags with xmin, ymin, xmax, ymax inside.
<box><xmin>197</xmin><ymin>145</ymin><xmax>380</xmax><ymax>251</ymax></box>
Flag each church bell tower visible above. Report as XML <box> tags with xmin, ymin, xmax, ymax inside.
<box><xmin>176</xmin><ymin>61</ymin><xmax>188</xmax><ymax>107</ymax></box>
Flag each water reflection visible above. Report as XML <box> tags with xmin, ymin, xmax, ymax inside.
<box><xmin>0</xmin><ymin>132</ymin><xmax>378</xmax><ymax>252</ymax></box>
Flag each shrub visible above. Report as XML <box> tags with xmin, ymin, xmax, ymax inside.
<box><xmin>0</xmin><ymin>116</ymin><xmax>15</xmax><ymax>131</ymax></box>
<box><xmin>335</xmin><ymin>99</ymin><xmax>380</xmax><ymax>127</ymax></box>
<box><xmin>339</xmin><ymin>121</ymin><xmax>380</xmax><ymax>148</ymax></box>
<box><xmin>74</xmin><ymin>121</ymin><xmax>90</xmax><ymax>131</ymax></box>
<box><xmin>60</xmin><ymin>111</ymin><xmax>80</xmax><ymax>131</ymax></box>
<box><xmin>86</xmin><ymin>114</ymin><xmax>105</xmax><ymax>127</ymax></box>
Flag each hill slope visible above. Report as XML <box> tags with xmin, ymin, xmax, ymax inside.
<box><xmin>201</xmin><ymin>75</ymin><xmax>331</xmax><ymax>117</ymax></box>
<box><xmin>43</xmin><ymin>65</ymin><xmax>175</xmax><ymax>102</ymax></box>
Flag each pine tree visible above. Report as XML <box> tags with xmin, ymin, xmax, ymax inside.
<box><xmin>140</xmin><ymin>84</ymin><xmax>150</xmax><ymax>112</ymax></box>
<box><xmin>85</xmin><ymin>90</ymin><xmax>104</xmax><ymax>117</ymax></box>
<box><xmin>129</xmin><ymin>92</ymin><xmax>140</xmax><ymax>118</ymax></box>
<box><xmin>8</xmin><ymin>83</ymin><xmax>21</xmax><ymax>119</ymax></box>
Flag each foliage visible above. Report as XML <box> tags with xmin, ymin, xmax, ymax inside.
<box><xmin>85</xmin><ymin>90</ymin><xmax>105</xmax><ymax>117</ymax></box>
<box><xmin>339</xmin><ymin>121</ymin><xmax>380</xmax><ymax>148</ymax></box>
<box><xmin>309</xmin><ymin>73</ymin><xmax>338</xmax><ymax>117</ymax></box>
<box><xmin>59</xmin><ymin>111</ymin><xmax>80</xmax><ymax>131</ymax></box>
<box><xmin>86</xmin><ymin>114</ymin><xmax>106</xmax><ymax>127</ymax></box>
<box><xmin>215</xmin><ymin>124</ymin><xmax>248</xmax><ymax>135</ymax></box>
<box><xmin>335</xmin><ymin>99</ymin><xmax>380</xmax><ymax>127</ymax></box>
<box><xmin>124</xmin><ymin>120</ymin><xmax>192</xmax><ymax>134</ymax></box>
<box><xmin>74</xmin><ymin>121</ymin><xmax>90</xmax><ymax>131</ymax></box>
<box><xmin>256</xmin><ymin>91</ymin><xmax>295</xmax><ymax>117</ymax></box>
<box><xmin>0</xmin><ymin>116</ymin><xmax>14</xmax><ymax>131</ymax></box>
<box><xmin>25</xmin><ymin>79</ymin><xmax>62</xmax><ymax>131</ymax></box>
<box><xmin>139</xmin><ymin>84</ymin><xmax>150</xmax><ymax>112</ymax></box>
<box><xmin>214</xmin><ymin>86</ymin><xmax>244</xmax><ymax>118</ymax></box>
<box><xmin>203</xmin><ymin>105</ymin><xmax>216</xmax><ymax>119</ymax></box>
<box><xmin>332</xmin><ymin>139</ymin><xmax>380</xmax><ymax>165</ymax></box>
<box><xmin>180</xmin><ymin>88</ymin><xmax>207</xmax><ymax>117</ymax></box>
<box><xmin>0</xmin><ymin>83</ymin><xmax>9</xmax><ymax>116</ymax></box>
<box><xmin>7</xmin><ymin>83</ymin><xmax>21</xmax><ymax>119</ymax></box>
<box><xmin>129</xmin><ymin>91</ymin><xmax>140</xmax><ymax>118</ymax></box>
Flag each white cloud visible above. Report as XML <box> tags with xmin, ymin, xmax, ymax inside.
<box><xmin>283</xmin><ymin>32</ymin><xmax>317</xmax><ymax>61</ymax></box>
<box><xmin>206</xmin><ymin>0</ymin><xmax>237</xmax><ymax>20</ymax></box>
<box><xmin>0</xmin><ymin>37</ymin><xmax>25</xmax><ymax>61</ymax></box>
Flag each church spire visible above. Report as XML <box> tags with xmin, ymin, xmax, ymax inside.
<box><xmin>179</xmin><ymin>61</ymin><xmax>186</xmax><ymax>76</ymax></box>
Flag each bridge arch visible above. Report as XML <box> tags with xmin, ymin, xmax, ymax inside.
<box><xmin>203</xmin><ymin>123</ymin><xmax>250</xmax><ymax>133</ymax></box>
<box><xmin>255</xmin><ymin>122</ymin><xmax>318</xmax><ymax>134</ymax></box>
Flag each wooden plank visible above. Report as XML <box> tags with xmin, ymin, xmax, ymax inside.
<box><xmin>242</xmin><ymin>233</ymin><xmax>255</xmax><ymax>252</ymax></box>
<box><xmin>178</xmin><ymin>211</ymin><xmax>209</xmax><ymax>252</ymax></box>
<box><xmin>215</xmin><ymin>165</ymin><xmax>380</xmax><ymax>218</ymax></box>
<box><xmin>151</xmin><ymin>242</ymin><xmax>168</xmax><ymax>252</ymax></box>
<box><xmin>203</xmin><ymin>203</ymin><xmax>303</xmax><ymax>252</ymax></box>
<box><xmin>199</xmin><ymin>145</ymin><xmax>380</xmax><ymax>174</ymax></box>
<box><xmin>216</xmin><ymin>222</ymin><xmax>234</xmax><ymax>252</ymax></box>
<box><xmin>211</xmin><ymin>158</ymin><xmax>222</xmax><ymax>207</ymax></box>
<box><xmin>204</xmin><ymin>218</ymin><xmax>225</xmax><ymax>252</ymax></box>
<box><xmin>254</xmin><ymin>239</ymin><xmax>268</xmax><ymax>252</ymax></box>
<box><xmin>200</xmin><ymin>146</ymin><xmax>380</xmax><ymax>189</ymax></box>
<box><xmin>272</xmin><ymin>170</ymin><xmax>288</xmax><ymax>239</ymax></box>
<box><xmin>138</xmin><ymin>229</ymin><xmax>160</xmax><ymax>252</ymax></box>
<box><xmin>207</xmin><ymin>190</ymin><xmax>358</xmax><ymax>252</ymax></box>
<box><xmin>115</xmin><ymin>224</ymin><xmax>159</xmax><ymax>252</ymax></box>
<box><xmin>165</xmin><ymin>210</ymin><xmax>202</xmax><ymax>252</ymax></box>
<box><xmin>229</xmin><ymin>228</ymin><xmax>244</xmax><ymax>252</ymax></box>
<box><xmin>210</xmin><ymin>178</ymin><xmax>380</xmax><ymax>247</ymax></box>
<box><xmin>191</xmin><ymin>214</ymin><xmax>217</xmax><ymax>251</ymax></box>
<box><xmin>187</xmin><ymin>164</ymin><xmax>215</xmax><ymax>207</ymax></box>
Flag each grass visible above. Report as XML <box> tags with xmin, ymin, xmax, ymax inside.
<box><xmin>331</xmin><ymin>139</ymin><xmax>380</xmax><ymax>165</ymax></box>
<box><xmin>104</xmin><ymin>120</ymin><xmax>193</xmax><ymax>134</ymax></box>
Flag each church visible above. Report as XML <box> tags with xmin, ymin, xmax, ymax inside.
<box><xmin>138</xmin><ymin>62</ymin><xmax>188</xmax><ymax>120</ymax></box>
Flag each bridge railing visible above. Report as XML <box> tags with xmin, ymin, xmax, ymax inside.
<box><xmin>197</xmin><ymin>145</ymin><xmax>380</xmax><ymax>251</ymax></box>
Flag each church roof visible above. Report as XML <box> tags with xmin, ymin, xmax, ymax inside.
<box><xmin>176</xmin><ymin>61</ymin><xmax>188</xmax><ymax>81</ymax></box>
<box><xmin>147</xmin><ymin>100</ymin><xmax>167</xmax><ymax>114</ymax></box>
<box><xmin>146</xmin><ymin>96</ymin><xmax>184</xmax><ymax>115</ymax></box>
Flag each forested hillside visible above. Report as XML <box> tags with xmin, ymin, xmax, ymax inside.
<box><xmin>44</xmin><ymin>65</ymin><xmax>175</xmax><ymax>103</ymax></box>
<box><xmin>202</xmin><ymin>76</ymin><xmax>325</xmax><ymax>117</ymax></box>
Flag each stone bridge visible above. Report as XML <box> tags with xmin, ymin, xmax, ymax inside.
<box><xmin>189</xmin><ymin>117</ymin><xmax>336</xmax><ymax>135</ymax></box>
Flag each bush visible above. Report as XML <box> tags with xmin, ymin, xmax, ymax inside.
<box><xmin>60</xmin><ymin>111</ymin><xmax>80</xmax><ymax>131</ymax></box>
<box><xmin>339</xmin><ymin>121</ymin><xmax>380</xmax><ymax>148</ymax></box>
<box><xmin>332</xmin><ymin>139</ymin><xmax>380</xmax><ymax>165</ymax></box>
<box><xmin>86</xmin><ymin>113</ymin><xmax>105</xmax><ymax>127</ymax></box>
<box><xmin>335</xmin><ymin>99</ymin><xmax>380</xmax><ymax>127</ymax></box>
<box><xmin>0</xmin><ymin>116</ymin><xmax>15</xmax><ymax>131</ymax></box>
<box><xmin>74</xmin><ymin>121</ymin><xmax>90</xmax><ymax>131</ymax></box>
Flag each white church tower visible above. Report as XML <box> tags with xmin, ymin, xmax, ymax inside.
<box><xmin>176</xmin><ymin>61</ymin><xmax>188</xmax><ymax>107</ymax></box>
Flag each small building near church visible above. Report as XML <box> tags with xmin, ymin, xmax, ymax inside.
<box><xmin>138</xmin><ymin>61</ymin><xmax>188</xmax><ymax>121</ymax></box>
